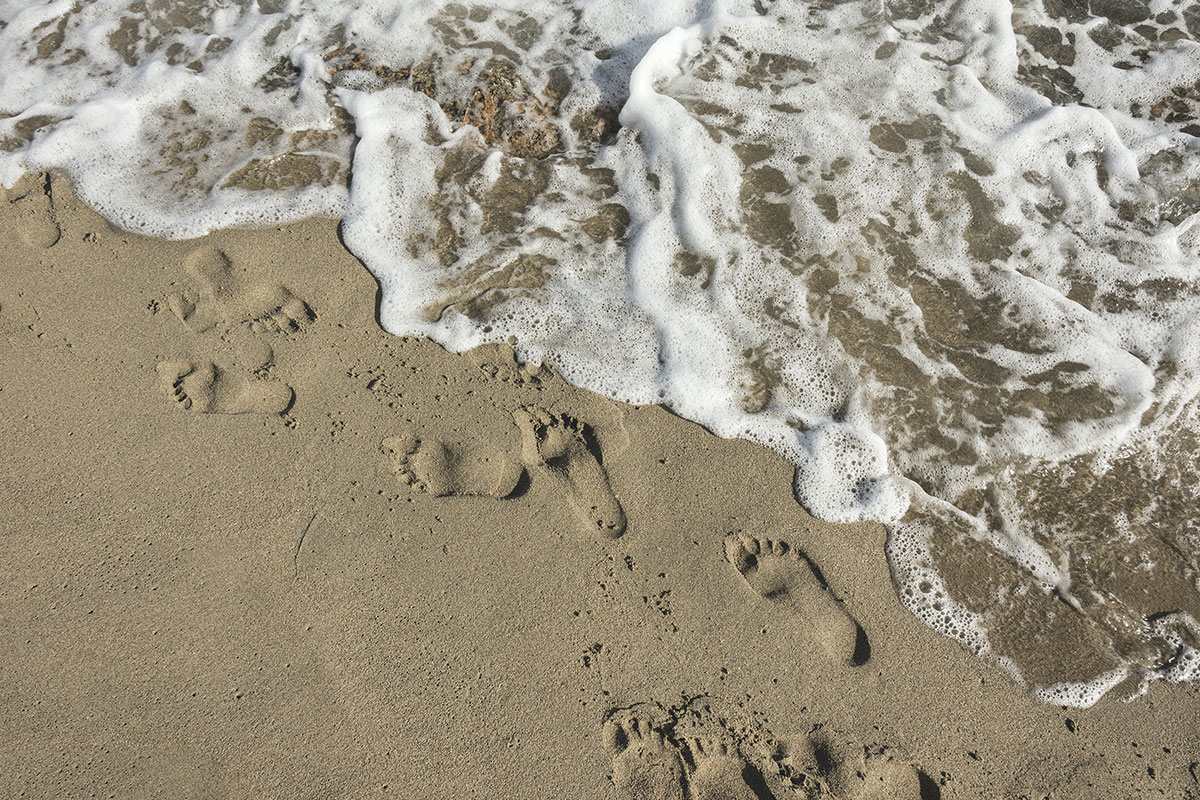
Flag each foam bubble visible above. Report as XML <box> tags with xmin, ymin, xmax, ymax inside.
<box><xmin>1032</xmin><ymin>668</ymin><xmax>1131</xmax><ymax>709</ymax></box>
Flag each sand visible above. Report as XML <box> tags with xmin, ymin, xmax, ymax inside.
<box><xmin>1</xmin><ymin>172</ymin><xmax>1198</xmax><ymax>799</ymax></box>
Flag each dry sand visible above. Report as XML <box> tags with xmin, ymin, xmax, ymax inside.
<box><xmin>1</xmin><ymin>173</ymin><xmax>1198</xmax><ymax>799</ymax></box>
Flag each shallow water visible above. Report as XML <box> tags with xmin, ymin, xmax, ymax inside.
<box><xmin>3</xmin><ymin>0</ymin><xmax>1199</xmax><ymax>706</ymax></box>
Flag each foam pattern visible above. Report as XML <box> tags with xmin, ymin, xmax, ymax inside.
<box><xmin>1032</xmin><ymin>668</ymin><xmax>1131</xmax><ymax>709</ymax></box>
<box><xmin>3</xmin><ymin>0</ymin><xmax>1200</xmax><ymax>706</ymax></box>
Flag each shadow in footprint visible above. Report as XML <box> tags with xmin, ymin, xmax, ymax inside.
<box><xmin>852</xmin><ymin>624</ymin><xmax>871</xmax><ymax>667</ymax></box>
<box><xmin>809</xmin><ymin>736</ymin><xmax>836</xmax><ymax>777</ymax></box>
<box><xmin>508</xmin><ymin>467</ymin><xmax>532</xmax><ymax>500</ymax></box>
<box><xmin>917</xmin><ymin>771</ymin><xmax>942</xmax><ymax>800</ymax></box>
<box><xmin>740</xmin><ymin>764</ymin><xmax>778</xmax><ymax>800</ymax></box>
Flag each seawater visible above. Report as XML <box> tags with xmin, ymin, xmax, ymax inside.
<box><xmin>3</xmin><ymin>0</ymin><xmax>1199</xmax><ymax>706</ymax></box>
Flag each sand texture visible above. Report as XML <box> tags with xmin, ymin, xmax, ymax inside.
<box><xmin>1</xmin><ymin>174</ymin><xmax>1199</xmax><ymax>799</ymax></box>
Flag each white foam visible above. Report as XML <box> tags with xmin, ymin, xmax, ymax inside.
<box><xmin>1032</xmin><ymin>667</ymin><xmax>1131</xmax><ymax>709</ymax></box>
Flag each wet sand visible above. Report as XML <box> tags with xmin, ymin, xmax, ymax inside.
<box><xmin>1</xmin><ymin>174</ymin><xmax>1198</xmax><ymax>799</ymax></box>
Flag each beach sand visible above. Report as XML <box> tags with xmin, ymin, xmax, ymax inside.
<box><xmin>2</xmin><ymin>173</ymin><xmax>1198</xmax><ymax>799</ymax></box>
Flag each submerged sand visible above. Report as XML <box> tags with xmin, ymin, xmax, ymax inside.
<box><xmin>1</xmin><ymin>174</ymin><xmax>1198</xmax><ymax>798</ymax></box>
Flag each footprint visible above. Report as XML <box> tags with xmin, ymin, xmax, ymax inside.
<box><xmin>242</xmin><ymin>284</ymin><xmax>314</xmax><ymax>334</ymax></box>
<box><xmin>683</xmin><ymin>738</ymin><xmax>763</xmax><ymax>800</ymax></box>
<box><xmin>7</xmin><ymin>173</ymin><xmax>61</xmax><ymax>249</ymax></box>
<box><xmin>168</xmin><ymin>247</ymin><xmax>313</xmax><ymax>334</ymax></box>
<box><xmin>602</xmin><ymin>713</ymin><xmax>687</xmax><ymax>800</ymax></box>
<box><xmin>167</xmin><ymin>248</ymin><xmax>234</xmax><ymax>333</ymax></box>
<box><xmin>380</xmin><ymin>430</ymin><xmax>525</xmax><ymax>498</ymax></box>
<box><xmin>158</xmin><ymin>360</ymin><xmax>293</xmax><ymax>415</ymax></box>
<box><xmin>513</xmin><ymin>406</ymin><xmax>626</xmax><ymax>538</ymax></box>
<box><xmin>167</xmin><ymin>292</ymin><xmax>221</xmax><ymax>334</ymax></box>
<box><xmin>724</xmin><ymin>532</ymin><xmax>866</xmax><ymax>666</ymax></box>
<box><xmin>770</xmin><ymin>735</ymin><xmax>832</xmax><ymax>797</ymax></box>
<box><xmin>855</xmin><ymin>759</ymin><xmax>924</xmax><ymax>800</ymax></box>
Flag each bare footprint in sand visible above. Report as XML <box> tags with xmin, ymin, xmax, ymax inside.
<box><xmin>7</xmin><ymin>173</ymin><xmax>61</xmax><ymax>249</ymax></box>
<box><xmin>855</xmin><ymin>759</ymin><xmax>924</xmax><ymax>800</ymax></box>
<box><xmin>380</xmin><ymin>430</ymin><xmax>525</xmax><ymax>498</ymax></box>
<box><xmin>513</xmin><ymin>406</ymin><xmax>626</xmax><ymax>538</ymax></box>
<box><xmin>242</xmin><ymin>284</ymin><xmax>314</xmax><ymax>334</ymax></box>
<box><xmin>724</xmin><ymin>532</ymin><xmax>866</xmax><ymax>666</ymax></box>
<box><xmin>683</xmin><ymin>738</ymin><xmax>763</xmax><ymax>800</ymax></box>
<box><xmin>158</xmin><ymin>360</ymin><xmax>293</xmax><ymax>415</ymax></box>
<box><xmin>167</xmin><ymin>248</ymin><xmax>231</xmax><ymax>332</ymax></box>
<box><xmin>168</xmin><ymin>247</ymin><xmax>313</xmax><ymax>334</ymax></box>
<box><xmin>603</xmin><ymin>713</ymin><xmax>687</xmax><ymax>800</ymax></box>
<box><xmin>781</xmin><ymin>732</ymin><xmax>924</xmax><ymax>799</ymax></box>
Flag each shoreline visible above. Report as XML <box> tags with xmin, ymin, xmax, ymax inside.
<box><xmin>2</xmin><ymin>173</ymin><xmax>1198</xmax><ymax>799</ymax></box>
